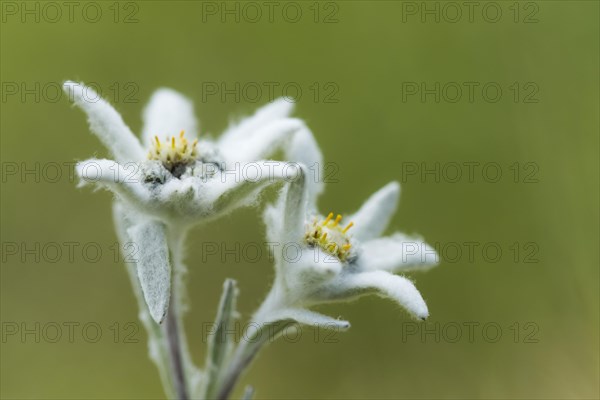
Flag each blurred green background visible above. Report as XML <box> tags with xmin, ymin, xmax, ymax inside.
<box><xmin>1</xmin><ymin>1</ymin><xmax>598</xmax><ymax>399</ymax></box>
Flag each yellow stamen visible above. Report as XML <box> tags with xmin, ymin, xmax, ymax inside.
<box><xmin>148</xmin><ymin>130</ymin><xmax>200</xmax><ymax>170</ymax></box>
<box><xmin>322</xmin><ymin>212</ymin><xmax>334</xmax><ymax>226</ymax></box>
<box><xmin>305</xmin><ymin>211</ymin><xmax>355</xmax><ymax>262</ymax></box>
<box><xmin>333</xmin><ymin>214</ymin><xmax>342</xmax><ymax>226</ymax></box>
<box><xmin>342</xmin><ymin>221</ymin><xmax>354</xmax><ymax>233</ymax></box>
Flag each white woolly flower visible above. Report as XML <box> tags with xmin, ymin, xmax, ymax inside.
<box><xmin>65</xmin><ymin>81</ymin><xmax>321</xmax><ymax>324</ymax></box>
<box><xmin>65</xmin><ymin>81</ymin><xmax>322</xmax><ymax>226</ymax></box>
<box><xmin>255</xmin><ymin>168</ymin><xmax>439</xmax><ymax>330</ymax></box>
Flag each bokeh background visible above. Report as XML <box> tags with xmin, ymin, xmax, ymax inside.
<box><xmin>1</xmin><ymin>1</ymin><xmax>598</xmax><ymax>399</ymax></box>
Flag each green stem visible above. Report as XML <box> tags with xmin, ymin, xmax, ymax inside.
<box><xmin>164</xmin><ymin>292</ymin><xmax>189</xmax><ymax>400</ymax></box>
<box><xmin>165</xmin><ymin>227</ymin><xmax>195</xmax><ymax>399</ymax></box>
<box><xmin>215</xmin><ymin>289</ymin><xmax>290</xmax><ymax>400</ymax></box>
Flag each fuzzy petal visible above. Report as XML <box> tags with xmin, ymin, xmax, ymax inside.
<box><xmin>359</xmin><ymin>233</ymin><xmax>439</xmax><ymax>272</ymax></box>
<box><xmin>218</xmin><ymin>98</ymin><xmax>294</xmax><ymax>148</ymax></box>
<box><xmin>262</xmin><ymin>308</ymin><xmax>350</xmax><ymax>331</ymax></box>
<box><xmin>142</xmin><ymin>88</ymin><xmax>199</xmax><ymax>146</ymax></box>
<box><xmin>220</xmin><ymin>118</ymin><xmax>305</xmax><ymax>163</ymax></box>
<box><xmin>320</xmin><ymin>270</ymin><xmax>429</xmax><ymax>320</ymax></box>
<box><xmin>281</xmin><ymin>164</ymin><xmax>308</xmax><ymax>244</ymax></box>
<box><xmin>285</xmin><ymin>246</ymin><xmax>343</xmax><ymax>286</ymax></box>
<box><xmin>287</xmin><ymin>124</ymin><xmax>324</xmax><ymax>207</ymax></box>
<box><xmin>262</xmin><ymin>201</ymin><xmax>284</xmax><ymax>244</ymax></box>
<box><xmin>127</xmin><ymin>219</ymin><xmax>172</xmax><ymax>324</ymax></box>
<box><xmin>75</xmin><ymin>159</ymin><xmax>150</xmax><ymax>208</ymax></box>
<box><xmin>349</xmin><ymin>182</ymin><xmax>400</xmax><ymax>241</ymax></box>
<box><xmin>207</xmin><ymin>161</ymin><xmax>302</xmax><ymax>216</ymax></box>
<box><xmin>220</xmin><ymin>119</ymin><xmax>323</xmax><ymax>204</ymax></box>
<box><xmin>64</xmin><ymin>81</ymin><xmax>144</xmax><ymax>163</ymax></box>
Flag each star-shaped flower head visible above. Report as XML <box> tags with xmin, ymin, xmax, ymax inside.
<box><xmin>65</xmin><ymin>81</ymin><xmax>321</xmax><ymax>324</ymax></box>
<box><xmin>255</xmin><ymin>167</ymin><xmax>439</xmax><ymax>329</ymax></box>
<box><xmin>65</xmin><ymin>81</ymin><xmax>322</xmax><ymax>227</ymax></box>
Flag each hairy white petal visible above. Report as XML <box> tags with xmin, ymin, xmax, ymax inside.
<box><xmin>359</xmin><ymin>233</ymin><xmax>439</xmax><ymax>272</ymax></box>
<box><xmin>263</xmin><ymin>202</ymin><xmax>284</xmax><ymax>244</ymax></box>
<box><xmin>218</xmin><ymin>98</ymin><xmax>295</xmax><ymax>147</ymax></box>
<box><xmin>142</xmin><ymin>88</ymin><xmax>199</xmax><ymax>146</ymax></box>
<box><xmin>321</xmin><ymin>270</ymin><xmax>429</xmax><ymax>320</ymax></box>
<box><xmin>287</xmin><ymin>125</ymin><xmax>324</xmax><ymax>207</ymax></box>
<box><xmin>127</xmin><ymin>219</ymin><xmax>172</xmax><ymax>324</ymax></box>
<box><xmin>63</xmin><ymin>81</ymin><xmax>144</xmax><ymax>162</ymax></box>
<box><xmin>220</xmin><ymin>119</ymin><xmax>323</xmax><ymax>206</ymax></box>
<box><xmin>262</xmin><ymin>308</ymin><xmax>350</xmax><ymax>331</ymax></box>
<box><xmin>281</xmin><ymin>165</ymin><xmax>308</xmax><ymax>244</ymax></box>
<box><xmin>350</xmin><ymin>182</ymin><xmax>401</xmax><ymax>241</ymax></box>
<box><xmin>220</xmin><ymin>118</ymin><xmax>305</xmax><ymax>164</ymax></box>
<box><xmin>205</xmin><ymin>161</ymin><xmax>300</xmax><ymax>215</ymax></box>
<box><xmin>75</xmin><ymin>159</ymin><xmax>150</xmax><ymax>207</ymax></box>
<box><xmin>284</xmin><ymin>246</ymin><xmax>342</xmax><ymax>287</ymax></box>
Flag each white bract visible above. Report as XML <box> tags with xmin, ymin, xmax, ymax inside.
<box><xmin>255</xmin><ymin>168</ymin><xmax>439</xmax><ymax>330</ymax></box>
<box><xmin>65</xmin><ymin>81</ymin><xmax>321</xmax><ymax>324</ymax></box>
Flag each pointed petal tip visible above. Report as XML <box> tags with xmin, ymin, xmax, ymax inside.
<box><xmin>384</xmin><ymin>181</ymin><xmax>401</xmax><ymax>202</ymax></box>
<box><xmin>267</xmin><ymin>96</ymin><xmax>296</xmax><ymax>115</ymax></box>
<box><xmin>387</xmin><ymin>180</ymin><xmax>401</xmax><ymax>192</ymax></box>
<box><xmin>63</xmin><ymin>80</ymin><xmax>76</xmax><ymax>90</ymax></box>
<box><xmin>62</xmin><ymin>80</ymin><xmax>90</xmax><ymax>99</ymax></box>
<box><xmin>416</xmin><ymin>306</ymin><xmax>429</xmax><ymax>321</ymax></box>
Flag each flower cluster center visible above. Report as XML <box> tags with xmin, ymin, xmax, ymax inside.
<box><xmin>305</xmin><ymin>212</ymin><xmax>354</xmax><ymax>261</ymax></box>
<box><xmin>148</xmin><ymin>130</ymin><xmax>199</xmax><ymax>173</ymax></box>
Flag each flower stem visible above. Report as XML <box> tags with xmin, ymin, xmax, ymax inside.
<box><xmin>164</xmin><ymin>294</ymin><xmax>189</xmax><ymax>400</ymax></box>
<box><xmin>215</xmin><ymin>290</ymin><xmax>288</xmax><ymax>400</ymax></box>
<box><xmin>215</xmin><ymin>336</ymin><xmax>261</xmax><ymax>400</ymax></box>
<box><xmin>163</xmin><ymin>227</ymin><xmax>196</xmax><ymax>400</ymax></box>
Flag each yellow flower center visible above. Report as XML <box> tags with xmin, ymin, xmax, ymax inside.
<box><xmin>305</xmin><ymin>212</ymin><xmax>354</xmax><ymax>261</ymax></box>
<box><xmin>148</xmin><ymin>130</ymin><xmax>199</xmax><ymax>171</ymax></box>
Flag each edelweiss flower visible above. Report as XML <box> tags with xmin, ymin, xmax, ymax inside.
<box><xmin>255</xmin><ymin>168</ymin><xmax>439</xmax><ymax>329</ymax></box>
<box><xmin>65</xmin><ymin>81</ymin><xmax>322</xmax><ymax>226</ymax></box>
<box><xmin>65</xmin><ymin>81</ymin><xmax>321</xmax><ymax>324</ymax></box>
